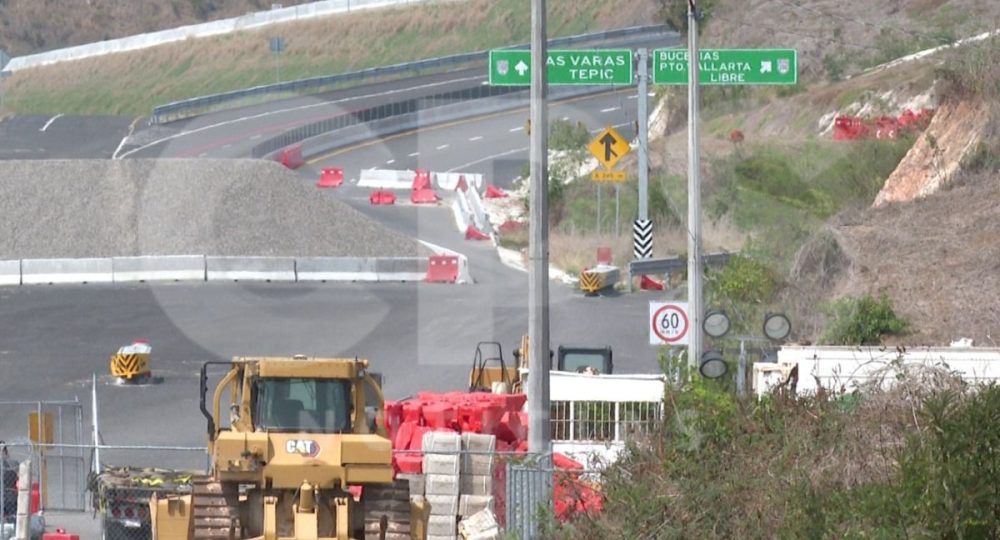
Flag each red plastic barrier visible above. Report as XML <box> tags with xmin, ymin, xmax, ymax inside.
<box><xmin>317</xmin><ymin>167</ymin><xmax>344</xmax><ymax>188</ymax></box>
<box><xmin>499</xmin><ymin>220</ymin><xmax>526</xmax><ymax>233</ymax></box>
<box><xmin>458</xmin><ymin>402</ymin><xmax>503</xmax><ymax>434</ymax></box>
<box><xmin>485</xmin><ymin>184</ymin><xmax>508</xmax><ymax>198</ymax></box>
<box><xmin>422</xmin><ymin>402</ymin><xmax>457</xmax><ymax>429</ymax></box>
<box><xmin>413</xmin><ymin>169</ymin><xmax>432</xmax><ymax>191</ymax></box>
<box><xmin>425</xmin><ymin>255</ymin><xmax>459</xmax><ymax>283</ymax></box>
<box><xmin>553</xmin><ymin>453</ymin><xmax>584</xmax><ymax>470</ymax></box>
<box><xmin>369</xmin><ymin>190</ymin><xmax>396</xmax><ymax>205</ymax></box>
<box><xmin>42</xmin><ymin>530</ymin><xmax>79</xmax><ymax>540</ymax></box>
<box><xmin>640</xmin><ymin>274</ymin><xmax>665</xmax><ymax>291</ymax></box>
<box><xmin>278</xmin><ymin>144</ymin><xmax>304</xmax><ymax>169</ymax></box>
<box><xmin>596</xmin><ymin>247</ymin><xmax>612</xmax><ymax>265</ymax></box>
<box><xmin>833</xmin><ymin>109</ymin><xmax>934</xmax><ymax>141</ymax></box>
<box><xmin>496</xmin><ymin>410</ymin><xmax>526</xmax><ymax>443</ymax></box>
<box><xmin>395</xmin><ymin>453</ymin><xmax>423</xmax><ymax>474</ymax></box>
<box><xmin>411</xmin><ymin>188</ymin><xmax>439</xmax><ymax>204</ymax></box>
<box><xmin>465</xmin><ymin>225</ymin><xmax>490</xmax><ymax>241</ymax></box>
<box><xmin>401</xmin><ymin>401</ymin><xmax>423</xmax><ymax>423</ymax></box>
<box><xmin>408</xmin><ymin>425</ymin><xmax>430</xmax><ymax>451</ymax></box>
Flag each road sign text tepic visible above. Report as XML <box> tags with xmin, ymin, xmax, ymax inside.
<box><xmin>490</xmin><ymin>49</ymin><xmax>633</xmax><ymax>86</ymax></box>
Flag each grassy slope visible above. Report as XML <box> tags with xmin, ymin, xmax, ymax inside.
<box><xmin>1</xmin><ymin>0</ymin><xmax>657</xmax><ymax>116</ymax></box>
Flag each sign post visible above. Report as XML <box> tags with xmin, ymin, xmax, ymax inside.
<box><xmin>653</xmin><ymin>48</ymin><xmax>798</xmax><ymax>85</ymax></box>
<box><xmin>270</xmin><ymin>36</ymin><xmax>286</xmax><ymax>84</ymax></box>
<box><xmin>490</xmin><ymin>49</ymin><xmax>633</xmax><ymax>86</ymax></box>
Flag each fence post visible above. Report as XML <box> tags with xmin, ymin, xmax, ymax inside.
<box><xmin>14</xmin><ymin>460</ymin><xmax>29</xmax><ymax>540</ymax></box>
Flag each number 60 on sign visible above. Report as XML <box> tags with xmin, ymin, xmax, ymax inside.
<box><xmin>650</xmin><ymin>302</ymin><xmax>690</xmax><ymax>346</ymax></box>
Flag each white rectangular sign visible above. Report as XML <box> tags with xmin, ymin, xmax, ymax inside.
<box><xmin>649</xmin><ymin>301</ymin><xmax>690</xmax><ymax>346</ymax></box>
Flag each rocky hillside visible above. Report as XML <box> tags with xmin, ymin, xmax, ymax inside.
<box><xmin>0</xmin><ymin>0</ymin><xmax>314</xmax><ymax>56</ymax></box>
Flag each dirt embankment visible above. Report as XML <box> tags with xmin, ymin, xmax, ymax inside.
<box><xmin>874</xmin><ymin>99</ymin><xmax>992</xmax><ymax>207</ymax></box>
<box><xmin>789</xmin><ymin>97</ymin><xmax>1000</xmax><ymax>346</ymax></box>
<box><xmin>0</xmin><ymin>159</ymin><xmax>423</xmax><ymax>259</ymax></box>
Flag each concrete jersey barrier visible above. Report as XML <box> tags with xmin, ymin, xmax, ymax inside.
<box><xmin>296</xmin><ymin>257</ymin><xmax>378</xmax><ymax>282</ymax></box>
<box><xmin>21</xmin><ymin>258</ymin><xmax>114</xmax><ymax>284</ymax></box>
<box><xmin>206</xmin><ymin>256</ymin><xmax>297</xmax><ymax>282</ymax></box>
<box><xmin>112</xmin><ymin>255</ymin><xmax>206</xmax><ymax>283</ymax></box>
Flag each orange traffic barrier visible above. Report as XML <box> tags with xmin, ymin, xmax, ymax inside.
<box><xmin>317</xmin><ymin>167</ymin><xmax>344</xmax><ymax>188</ymax></box>
<box><xmin>426</xmin><ymin>255</ymin><xmax>459</xmax><ymax>283</ymax></box>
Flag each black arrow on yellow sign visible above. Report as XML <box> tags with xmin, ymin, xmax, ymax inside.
<box><xmin>598</xmin><ymin>133</ymin><xmax>619</xmax><ymax>162</ymax></box>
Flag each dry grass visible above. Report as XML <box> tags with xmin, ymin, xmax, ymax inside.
<box><xmin>549</xmin><ymin>220</ymin><xmax>743</xmax><ymax>277</ymax></box>
<box><xmin>0</xmin><ymin>0</ymin><xmax>658</xmax><ymax>116</ymax></box>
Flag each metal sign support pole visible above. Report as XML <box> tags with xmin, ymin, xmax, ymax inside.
<box><xmin>687</xmin><ymin>1</ymin><xmax>704</xmax><ymax>369</ymax></box>
<box><xmin>638</xmin><ymin>48</ymin><xmax>649</xmax><ymax>223</ymax></box>
<box><xmin>527</xmin><ymin>0</ymin><xmax>551</xmax><ymax>458</ymax></box>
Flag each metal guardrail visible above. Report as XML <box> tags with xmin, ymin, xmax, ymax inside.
<box><xmin>151</xmin><ymin>25</ymin><xmax>672</xmax><ymax>124</ymax></box>
<box><xmin>250</xmin><ymin>82</ymin><xmax>527</xmax><ymax>158</ymax></box>
<box><xmin>627</xmin><ymin>252</ymin><xmax>734</xmax><ymax>291</ymax></box>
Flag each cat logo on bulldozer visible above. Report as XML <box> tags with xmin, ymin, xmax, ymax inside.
<box><xmin>285</xmin><ymin>439</ymin><xmax>320</xmax><ymax>458</ymax></box>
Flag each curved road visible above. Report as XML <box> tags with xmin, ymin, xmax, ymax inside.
<box><xmin>1</xmin><ymin>35</ymin><xmax>680</xmax><ymax>454</ymax></box>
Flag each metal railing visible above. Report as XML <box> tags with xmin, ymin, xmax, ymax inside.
<box><xmin>151</xmin><ymin>25</ymin><xmax>673</xmax><ymax>124</ymax></box>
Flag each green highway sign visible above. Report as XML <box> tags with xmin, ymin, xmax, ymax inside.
<box><xmin>489</xmin><ymin>49</ymin><xmax>633</xmax><ymax>86</ymax></box>
<box><xmin>653</xmin><ymin>48</ymin><xmax>797</xmax><ymax>85</ymax></box>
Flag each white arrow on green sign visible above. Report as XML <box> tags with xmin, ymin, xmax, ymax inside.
<box><xmin>653</xmin><ymin>48</ymin><xmax>797</xmax><ymax>85</ymax></box>
<box><xmin>489</xmin><ymin>49</ymin><xmax>633</xmax><ymax>86</ymax></box>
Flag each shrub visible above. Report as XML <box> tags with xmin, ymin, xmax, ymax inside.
<box><xmin>549</xmin><ymin>120</ymin><xmax>591</xmax><ymax>152</ymax></box>
<box><xmin>821</xmin><ymin>293</ymin><xmax>909</xmax><ymax>345</ymax></box>
<box><xmin>707</xmin><ymin>254</ymin><xmax>778</xmax><ymax>306</ymax></box>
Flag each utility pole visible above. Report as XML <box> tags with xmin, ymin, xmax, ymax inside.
<box><xmin>637</xmin><ymin>48</ymin><xmax>649</xmax><ymax>223</ymax></box>
<box><xmin>686</xmin><ymin>0</ymin><xmax>704</xmax><ymax>369</ymax></box>
<box><xmin>527</xmin><ymin>0</ymin><xmax>551</xmax><ymax>456</ymax></box>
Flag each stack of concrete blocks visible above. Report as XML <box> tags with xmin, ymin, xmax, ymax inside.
<box><xmin>458</xmin><ymin>433</ymin><xmax>499</xmax><ymax>540</ymax></box>
<box><xmin>423</xmin><ymin>431</ymin><xmax>462</xmax><ymax>540</ymax></box>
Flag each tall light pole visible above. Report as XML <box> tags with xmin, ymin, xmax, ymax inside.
<box><xmin>686</xmin><ymin>0</ymin><xmax>704</xmax><ymax>369</ymax></box>
<box><xmin>527</xmin><ymin>0</ymin><xmax>551</xmax><ymax>456</ymax></box>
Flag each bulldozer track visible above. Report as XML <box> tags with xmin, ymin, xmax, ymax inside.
<box><xmin>191</xmin><ymin>477</ymin><xmax>241</xmax><ymax>539</ymax></box>
<box><xmin>363</xmin><ymin>480</ymin><xmax>412</xmax><ymax>540</ymax></box>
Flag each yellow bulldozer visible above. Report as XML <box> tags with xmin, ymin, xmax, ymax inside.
<box><xmin>149</xmin><ymin>356</ymin><xmax>429</xmax><ymax>540</ymax></box>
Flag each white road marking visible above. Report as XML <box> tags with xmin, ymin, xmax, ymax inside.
<box><xmin>447</xmin><ymin>147</ymin><xmax>528</xmax><ymax>172</ymax></box>
<box><xmin>436</xmin><ymin>144</ymin><xmax>450</xmax><ymax>150</ymax></box>
<box><xmin>386</xmin><ymin>159</ymin><xmax>396</xmax><ymax>165</ymax></box>
<box><xmin>250</xmin><ymin>134</ymin><xmax>263</xmax><ymax>140</ymax></box>
<box><xmin>509</xmin><ymin>126</ymin><xmax>524</xmax><ymax>132</ymax></box>
<box><xmin>600</xmin><ymin>107</ymin><xmax>619</xmax><ymax>113</ymax></box>
<box><xmin>627</xmin><ymin>95</ymin><xmax>638</xmax><ymax>100</ymax></box>
<box><xmin>562</xmin><ymin>116</ymin><xmax>570</xmax><ymax>121</ymax></box>
<box><xmin>198</xmin><ymin>152</ymin><xmax>208</xmax><ymax>157</ymax></box>
<box><xmin>39</xmin><ymin>114</ymin><xmax>64</xmax><ymax>132</ymax></box>
<box><xmin>589</xmin><ymin>121</ymin><xmax>632</xmax><ymax>134</ymax></box>
<box><xmin>408</xmin><ymin>152</ymin><xmax>420</xmax><ymax>157</ymax></box>
<box><xmin>111</xmin><ymin>122</ymin><xmax>137</xmax><ymax>160</ymax></box>
<box><xmin>468</xmin><ymin>136</ymin><xmax>484</xmax><ymax>142</ymax></box>
<box><xmin>117</xmin><ymin>75</ymin><xmax>483</xmax><ymax>159</ymax></box>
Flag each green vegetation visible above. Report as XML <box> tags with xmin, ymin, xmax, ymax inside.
<box><xmin>706</xmin><ymin>138</ymin><xmax>912</xmax><ymax>270</ymax></box>
<box><xmin>822</xmin><ymin>294</ymin><xmax>909</xmax><ymax>345</ymax></box>
<box><xmin>551</xmin><ymin>367</ymin><xmax>1000</xmax><ymax>539</ymax></box>
<box><xmin>1</xmin><ymin>0</ymin><xmax>638</xmax><ymax>116</ymax></box>
<box><xmin>936</xmin><ymin>35</ymin><xmax>1000</xmax><ymax>101</ymax></box>
<box><xmin>549</xmin><ymin>120</ymin><xmax>591</xmax><ymax>153</ymax></box>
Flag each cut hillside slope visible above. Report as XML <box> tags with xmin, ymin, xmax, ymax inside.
<box><xmin>0</xmin><ymin>0</ymin><xmax>657</xmax><ymax>116</ymax></box>
<box><xmin>0</xmin><ymin>0</ymin><xmax>314</xmax><ymax>56</ymax></box>
<box><xmin>0</xmin><ymin>159</ymin><xmax>424</xmax><ymax>259</ymax></box>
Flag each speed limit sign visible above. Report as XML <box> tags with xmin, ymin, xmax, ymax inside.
<box><xmin>649</xmin><ymin>302</ymin><xmax>690</xmax><ymax>345</ymax></box>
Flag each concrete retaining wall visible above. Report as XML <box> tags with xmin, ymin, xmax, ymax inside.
<box><xmin>112</xmin><ymin>255</ymin><xmax>206</xmax><ymax>283</ymax></box>
<box><xmin>206</xmin><ymin>256</ymin><xmax>297</xmax><ymax>282</ymax></box>
<box><xmin>0</xmin><ymin>260</ymin><xmax>21</xmax><ymax>286</ymax></box>
<box><xmin>374</xmin><ymin>257</ymin><xmax>428</xmax><ymax>282</ymax></box>
<box><xmin>21</xmin><ymin>258</ymin><xmax>113</xmax><ymax>284</ymax></box>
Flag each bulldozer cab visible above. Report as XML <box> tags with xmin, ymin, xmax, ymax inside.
<box><xmin>253</xmin><ymin>377</ymin><xmax>353</xmax><ymax>433</ymax></box>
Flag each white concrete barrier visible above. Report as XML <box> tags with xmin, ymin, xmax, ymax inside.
<box><xmin>435</xmin><ymin>172</ymin><xmax>484</xmax><ymax>191</ymax></box>
<box><xmin>358</xmin><ymin>169</ymin><xmax>416</xmax><ymax>190</ymax></box>
<box><xmin>112</xmin><ymin>255</ymin><xmax>206</xmax><ymax>283</ymax></box>
<box><xmin>206</xmin><ymin>256</ymin><xmax>296</xmax><ymax>282</ymax></box>
<box><xmin>763</xmin><ymin>346</ymin><xmax>1000</xmax><ymax>397</ymax></box>
<box><xmin>0</xmin><ymin>260</ymin><xmax>21</xmax><ymax>286</ymax></box>
<box><xmin>296</xmin><ymin>257</ymin><xmax>377</xmax><ymax>282</ymax></box>
<box><xmin>21</xmin><ymin>258</ymin><xmax>113</xmax><ymax>284</ymax></box>
<box><xmin>374</xmin><ymin>258</ymin><xmax>428</xmax><ymax>282</ymax></box>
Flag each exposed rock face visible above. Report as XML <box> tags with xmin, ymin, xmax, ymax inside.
<box><xmin>873</xmin><ymin>100</ymin><xmax>990</xmax><ymax>207</ymax></box>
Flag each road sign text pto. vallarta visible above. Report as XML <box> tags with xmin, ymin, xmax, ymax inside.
<box><xmin>653</xmin><ymin>48</ymin><xmax>797</xmax><ymax>85</ymax></box>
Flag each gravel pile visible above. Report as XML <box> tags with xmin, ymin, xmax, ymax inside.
<box><xmin>0</xmin><ymin>159</ymin><xmax>424</xmax><ymax>259</ymax></box>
